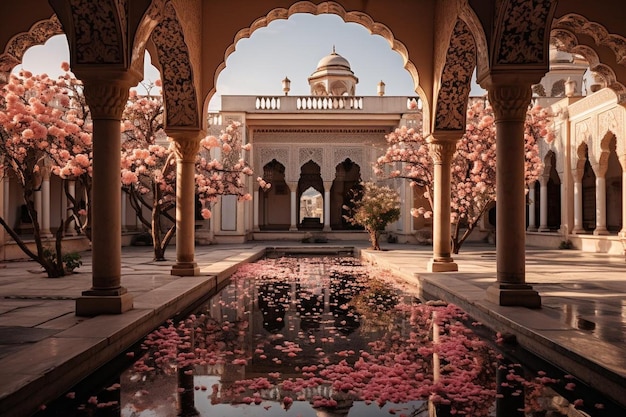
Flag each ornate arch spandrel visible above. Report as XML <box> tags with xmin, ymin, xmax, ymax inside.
<box><xmin>434</xmin><ymin>19</ymin><xmax>476</xmax><ymax>131</ymax></box>
<box><xmin>66</xmin><ymin>0</ymin><xmax>125</xmax><ymax>64</ymax></box>
<box><xmin>0</xmin><ymin>15</ymin><xmax>64</xmax><ymax>75</ymax></box>
<box><xmin>552</xmin><ymin>14</ymin><xmax>626</xmax><ymax>102</ymax></box>
<box><xmin>151</xmin><ymin>2</ymin><xmax>199</xmax><ymax>128</ymax></box>
<box><xmin>492</xmin><ymin>0</ymin><xmax>557</xmax><ymax>67</ymax></box>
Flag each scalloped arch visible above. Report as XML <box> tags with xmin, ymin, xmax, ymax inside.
<box><xmin>0</xmin><ymin>15</ymin><xmax>64</xmax><ymax>76</ymax></box>
<box><xmin>551</xmin><ymin>14</ymin><xmax>626</xmax><ymax>102</ymax></box>
<box><xmin>205</xmin><ymin>1</ymin><xmax>422</xmax><ymax>113</ymax></box>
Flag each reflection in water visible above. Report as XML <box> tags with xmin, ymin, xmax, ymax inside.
<box><xmin>36</xmin><ymin>257</ymin><xmax>623</xmax><ymax>417</ymax></box>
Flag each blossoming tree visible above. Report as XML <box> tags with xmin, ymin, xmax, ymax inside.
<box><xmin>375</xmin><ymin>99</ymin><xmax>550</xmax><ymax>253</ymax></box>
<box><xmin>343</xmin><ymin>181</ymin><xmax>401</xmax><ymax>250</ymax></box>
<box><xmin>120</xmin><ymin>83</ymin><xmax>178</xmax><ymax>261</ymax></box>
<box><xmin>121</xmin><ymin>88</ymin><xmax>268</xmax><ymax>261</ymax></box>
<box><xmin>0</xmin><ymin>64</ymin><xmax>92</xmax><ymax>277</ymax></box>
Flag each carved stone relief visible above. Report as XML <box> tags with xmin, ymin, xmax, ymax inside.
<box><xmin>435</xmin><ymin>19</ymin><xmax>476</xmax><ymax>131</ymax></box>
<box><xmin>69</xmin><ymin>0</ymin><xmax>124</xmax><ymax>64</ymax></box>
<box><xmin>151</xmin><ymin>2</ymin><xmax>199</xmax><ymax>128</ymax></box>
<box><xmin>494</xmin><ymin>0</ymin><xmax>555</xmax><ymax>65</ymax></box>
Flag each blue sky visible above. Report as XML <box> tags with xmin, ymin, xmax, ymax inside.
<box><xmin>15</xmin><ymin>13</ymin><xmax>484</xmax><ymax>110</ymax></box>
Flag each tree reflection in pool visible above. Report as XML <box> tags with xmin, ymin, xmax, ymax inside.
<box><xmin>38</xmin><ymin>256</ymin><xmax>617</xmax><ymax>417</ymax></box>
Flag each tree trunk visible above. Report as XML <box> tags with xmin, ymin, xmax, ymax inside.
<box><xmin>369</xmin><ymin>229</ymin><xmax>381</xmax><ymax>250</ymax></box>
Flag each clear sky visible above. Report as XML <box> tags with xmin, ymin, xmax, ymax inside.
<box><xmin>14</xmin><ymin>13</ymin><xmax>484</xmax><ymax>110</ymax></box>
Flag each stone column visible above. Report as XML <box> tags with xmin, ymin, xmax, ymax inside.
<box><xmin>538</xmin><ymin>176</ymin><xmax>549</xmax><ymax>232</ymax></box>
<box><xmin>485</xmin><ymin>83</ymin><xmax>540</xmax><ymax>308</ymax></box>
<box><xmin>427</xmin><ymin>133</ymin><xmax>458</xmax><ymax>272</ymax></box>
<box><xmin>253</xmin><ymin>189</ymin><xmax>260</xmax><ymax>231</ymax></box>
<box><xmin>40</xmin><ymin>168</ymin><xmax>52</xmax><ymax>237</ymax></box>
<box><xmin>620</xmin><ymin>155</ymin><xmax>626</xmax><ymax>237</ymax></box>
<box><xmin>120</xmin><ymin>190</ymin><xmax>128</xmax><ymax>233</ymax></box>
<box><xmin>323</xmin><ymin>181</ymin><xmax>332</xmax><ymax>232</ymax></box>
<box><xmin>170</xmin><ymin>130</ymin><xmax>203</xmax><ymax>276</ymax></box>
<box><xmin>572</xmin><ymin>175</ymin><xmax>584</xmax><ymax>234</ymax></box>
<box><xmin>593</xmin><ymin>175</ymin><xmax>609</xmax><ymax>235</ymax></box>
<box><xmin>76</xmin><ymin>77</ymin><xmax>135</xmax><ymax>316</ymax></box>
<box><xmin>527</xmin><ymin>183</ymin><xmax>537</xmax><ymax>231</ymax></box>
<box><xmin>287</xmin><ymin>181</ymin><xmax>298</xmax><ymax>231</ymax></box>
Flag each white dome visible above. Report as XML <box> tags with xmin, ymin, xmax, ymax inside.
<box><xmin>316</xmin><ymin>51</ymin><xmax>351</xmax><ymax>71</ymax></box>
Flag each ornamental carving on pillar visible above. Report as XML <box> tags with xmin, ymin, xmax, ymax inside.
<box><xmin>83</xmin><ymin>82</ymin><xmax>129</xmax><ymax>119</ymax></box>
<box><xmin>488</xmin><ymin>85</ymin><xmax>532</xmax><ymax>121</ymax></box>
<box><xmin>173</xmin><ymin>137</ymin><xmax>201</xmax><ymax>163</ymax></box>
<box><xmin>494</xmin><ymin>0</ymin><xmax>555</xmax><ymax>65</ymax></box>
<box><xmin>427</xmin><ymin>141</ymin><xmax>456</xmax><ymax>165</ymax></box>
<box><xmin>151</xmin><ymin>3</ymin><xmax>199</xmax><ymax>128</ymax></box>
<box><xmin>68</xmin><ymin>0</ymin><xmax>124</xmax><ymax>64</ymax></box>
<box><xmin>435</xmin><ymin>19</ymin><xmax>476</xmax><ymax>131</ymax></box>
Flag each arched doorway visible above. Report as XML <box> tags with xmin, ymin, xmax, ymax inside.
<box><xmin>330</xmin><ymin>158</ymin><xmax>362</xmax><ymax>230</ymax></box>
<box><xmin>259</xmin><ymin>159</ymin><xmax>290</xmax><ymax>230</ymax></box>
<box><xmin>581</xmin><ymin>147</ymin><xmax>596</xmax><ymax>232</ymax></box>
<box><xmin>297</xmin><ymin>161</ymin><xmax>324</xmax><ymax>230</ymax></box>
<box><xmin>605</xmin><ymin>135</ymin><xmax>623</xmax><ymax>232</ymax></box>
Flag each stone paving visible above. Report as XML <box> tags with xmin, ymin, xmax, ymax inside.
<box><xmin>0</xmin><ymin>241</ymin><xmax>624</xmax><ymax>416</ymax></box>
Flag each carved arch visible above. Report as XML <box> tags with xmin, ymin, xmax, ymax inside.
<box><xmin>151</xmin><ymin>2</ymin><xmax>199</xmax><ymax>128</ymax></box>
<box><xmin>205</xmin><ymin>1</ymin><xmax>427</xmax><ymax>122</ymax></box>
<box><xmin>573</xmin><ymin>142</ymin><xmax>588</xmax><ymax>181</ymax></box>
<box><xmin>597</xmin><ymin>131</ymin><xmax>617</xmax><ymax>177</ymax></box>
<box><xmin>552</xmin><ymin>14</ymin><xmax>626</xmax><ymax>102</ymax></box>
<box><xmin>434</xmin><ymin>19</ymin><xmax>476</xmax><ymax>131</ymax></box>
<box><xmin>0</xmin><ymin>15</ymin><xmax>64</xmax><ymax>79</ymax></box>
<box><xmin>458</xmin><ymin>2</ymin><xmax>489</xmax><ymax>88</ymax></box>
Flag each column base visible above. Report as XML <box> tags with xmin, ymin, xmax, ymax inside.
<box><xmin>526</xmin><ymin>227</ymin><xmax>538</xmax><ymax>232</ymax></box>
<box><xmin>289</xmin><ymin>226</ymin><xmax>298</xmax><ymax>231</ymax></box>
<box><xmin>171</xmin><ymin>262</ymin><xmax>200</xmax><ymax>276</ymax></box>
<box><xmin>572</xmin><ymin>228</ymin><xmax>585</xmax><ymax>234</ymax></box>
<box><xmin>75</xmin><ymin>292</ymin><xmax>133</xmax><ymax>316</ymax></box>
<box><xmin>593</xmin><ymin>227</ymin><xmax>609</xmax><ymax>236</ymax></box>
<box><xmin>427</xmin><ymin>259</ymin><xmax>458</xmax><ymax>272</ymax></box>
<box><xmin>538</xmin><ymin>226</ymin><xmax>550</xmax><ymax>232</ymax></box>
<box><xmin>486</xmin><ymin>283</ymin><xmax>541</xmax><ymax>308</ymax></box>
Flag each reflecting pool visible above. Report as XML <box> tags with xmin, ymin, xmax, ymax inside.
<box><xmin>36</xmin><ymin>256</ymin><xmax>623</xmax><ymax>417</ymax></box>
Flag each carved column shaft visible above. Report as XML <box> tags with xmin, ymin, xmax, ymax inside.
<box><xmin>287</xmin><ymin>181</ymin><xmax>298</xmax><ymax>231</ymax></box>
<box><xmin>171</xmin><ymin>131</ymin><xmax>202</xmax><ymax>276</ymax></box>
<box><xmin>76</xmin><ymin>78</ymin><xmax>135</xmax><ymax>315</ymax></box>
<box><xmin>323</xmin><ymin>181</ymin><xmax>332</xmax><ymax>231</ymax></box>
<box><xmin>594</xmin><ymin>176</ymin><xmax>609</xmax><ymax>235</ymax></box>
<box><xmin>485</xmin><ymin>82</ymin><xmax>540</xmax><ymax>308</ymax></box>
<box><xmin>427</xmin><ymin>133</ymin><xmax>458</xmax><ymax>272</ymax></box>
<box><xmin>538</xmin><ymin>176</ymin><xmax>549</xmax><ymax>231</ymax></box>
<box><xmin>527</xmin><ymin>184</ymin><xmax>537</xmax><ymax>231</ymax></box>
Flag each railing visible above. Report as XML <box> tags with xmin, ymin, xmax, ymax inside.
<box><xmin>220</xmin><ymin>95</ymin><xmax>421</xmax><ymax>113</ymax></box>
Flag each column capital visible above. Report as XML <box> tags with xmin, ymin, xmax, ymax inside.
<box><xmin>426</xmin><ymin>138</ymin><xmax>456</xmax><ymax>165</ymax></box>
<box><xmin>170</xmin><ymin>130</ymin><xmax>204</xmax><ymax>163</ymax></box>
<box><xmin>488</xmin><ymin>84</ymin><xmax>533</xmax><ymax>121</ymax></box>
<box><xmin>83</xmin><ymin>81</ymin><xmax>135</xmax><ymax>120</ymax></box>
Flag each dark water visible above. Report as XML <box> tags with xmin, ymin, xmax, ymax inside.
<box><xmin>35</xmin><ymin>256</ymin><xmax>624</xmax><ymax>417</ymax></box>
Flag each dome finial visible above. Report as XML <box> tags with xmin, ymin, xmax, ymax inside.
<box><xmin>332</xmin><ymin>45</ymin><xmax>336</xmax><ymax>54</ymax></box>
